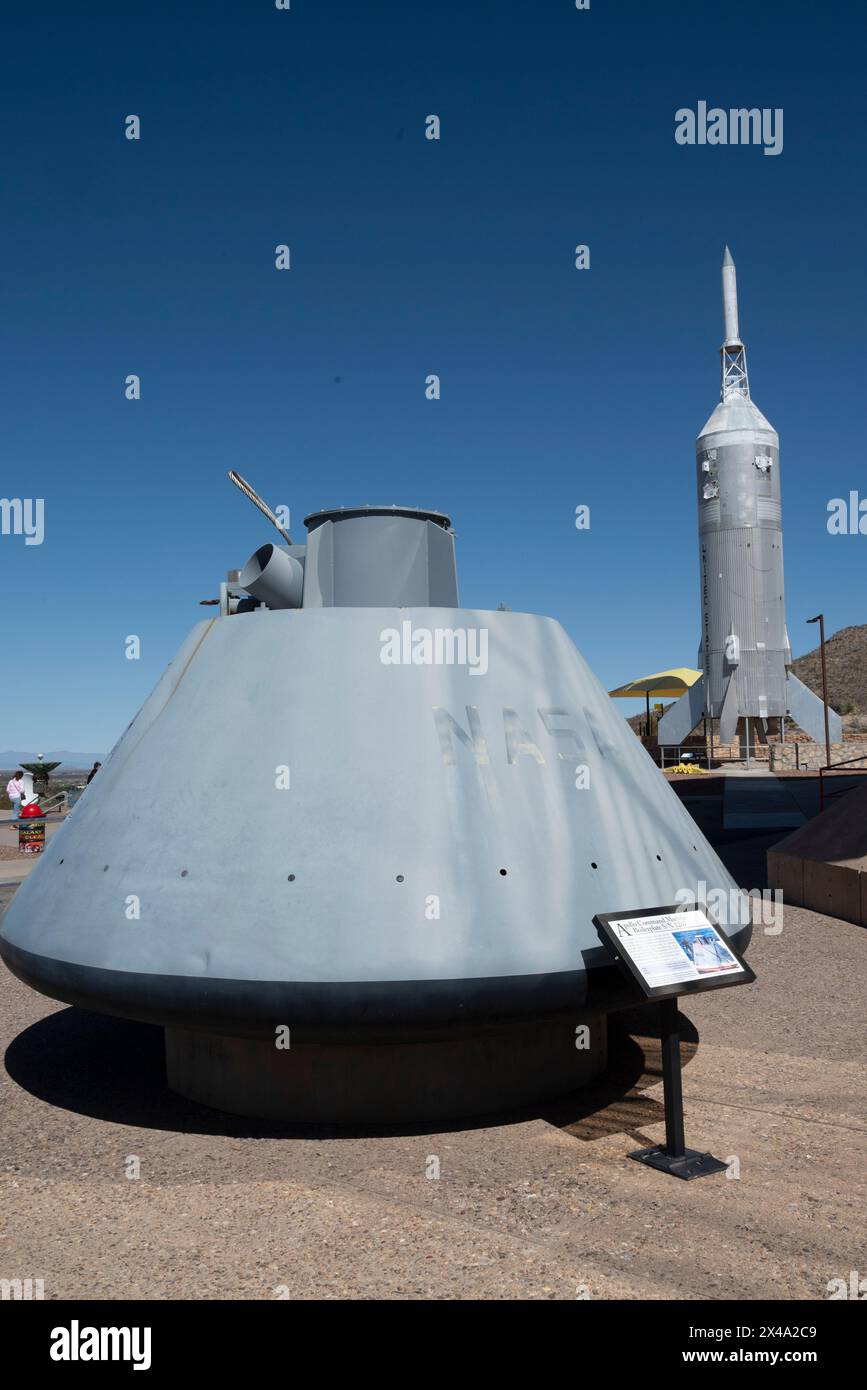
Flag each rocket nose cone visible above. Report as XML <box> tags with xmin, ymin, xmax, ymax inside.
<box><xmin>722</xmin><ymin>245</ymin><xmax>735</xmax><ymax>266</ymax></box>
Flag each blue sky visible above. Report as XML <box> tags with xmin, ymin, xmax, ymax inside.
<box><xmin>1</xmin><ymin>0</ymin><xmax>865</xmax><ymax>752</ymax></box>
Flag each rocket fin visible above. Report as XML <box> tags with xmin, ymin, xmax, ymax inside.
<box><xmin>786</xmin><ymin>674</ymin><xmax>843</xmax><ymax>747</ymax></box>
<box><xmin>718</xmin><ymin>675</ymin><xmax>740</xmax><ymax>745</ymax></box>
<box><xmin>657</xmin><ymin>678</ymin><xmax>705</xmax><ymax>745</ymax></box>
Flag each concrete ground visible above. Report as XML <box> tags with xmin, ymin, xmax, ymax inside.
<box><xmin>2</xmin><ymin>775</ymin><xmax>865</xmax><ymax>1300</ymax></box>
<box><xmin>1</xmin><ymin>865</ymin><xmax>864</xmax><ymax>1299</ymax></box>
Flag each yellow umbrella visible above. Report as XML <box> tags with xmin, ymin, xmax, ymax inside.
<box><xmin>608</xmin><ymin>668</ymin><xmax>703</xmax><ymax>736</ymax></box>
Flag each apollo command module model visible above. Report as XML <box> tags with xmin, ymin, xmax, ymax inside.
<box><xmin>658</xmin><ymin>249</ymin><xmax>841</xmax><ymax>754</ymax></box>
<box><xmin>1</xmin><ymin>486</ymin><xmax>751</xmax><ymax>1124</ymax></box>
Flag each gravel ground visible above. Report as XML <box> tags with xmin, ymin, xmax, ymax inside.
<box><xmin>1</xmin><ymin>888</ymin><xmax>865</xmax><ymax>1300</ymax></box>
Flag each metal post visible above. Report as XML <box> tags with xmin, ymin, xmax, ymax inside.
<box><xmin>660</xmin><ymin>996</ymin><xmax>685</xmax><ymax>1158</ymax></box>
<box><xmin>629</xmin><ymin>996</ymin><xmax>727</xmax><ymax>1179</ymax></box>
<box><xmin>807</xmin><ymin>613</ymin><xmax>832</xmax><ymax>810</ymax></box>
<box><xmin>819</xmin><ymin>614</ymin><xmax>831</xmax><ymax>770</ymax></box>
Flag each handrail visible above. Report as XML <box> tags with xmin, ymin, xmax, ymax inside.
<box><xmin>818</xmin><ymin>754</ymin><xmax>867</xmax><ymax>811</ymax></box>
<box><xmin>657</xmin><ymin>742</ymin><xmax>770</xmax><ymax>770</ymax></box>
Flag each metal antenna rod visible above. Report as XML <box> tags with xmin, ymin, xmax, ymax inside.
<box><xmin>720</xmin><ymin>246</ymin><xmax>750</xmax><ymax>402</ymax></box>
<box><xmin>227</xmin><ymin>470</ymin><xmax>294</xmax><ymax>545</ymax></box>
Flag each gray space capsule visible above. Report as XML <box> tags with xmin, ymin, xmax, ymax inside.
<box><xmin>658</xmin><ymin>250</ymin><xmax>841</xmax><ymax>753</ymax></box>
<box><xmin>1</xmin><ymin>505</ymin><xmax>750</xmax><ymax>1122</ymax></box>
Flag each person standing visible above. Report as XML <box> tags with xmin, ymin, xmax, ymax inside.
<box><xmin>6</xmin><ymin>770</ymin><xmax>24</xmax><ymax>820</ymax></box>
<box><xmin>86</xmin><ymin>761</ymin><xmax>102</xmax><ymax>785</ymax></box>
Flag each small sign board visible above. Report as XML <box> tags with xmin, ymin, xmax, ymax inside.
<box><xmin>594</xmin><ymin>903</ymin><xmax>755</xmax><ymax>1001</ymax></box>
<box><xmin>17</xmin><ymin>819</ymin><xmax>46</xmax><ymax>855</ymax></box>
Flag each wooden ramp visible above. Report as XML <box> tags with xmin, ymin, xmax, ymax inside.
<box><xmin>767</xmin><ymin>782</ymin><xmax>867</xmax><ymax>926</ymax></box>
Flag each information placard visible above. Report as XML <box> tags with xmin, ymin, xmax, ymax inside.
<box><xmin>17</xmin><ymin>820</ymin><xmax>46</xmax><ymax>855</ymax></box>
<box><xmin>594</xmin><ymin>903</ymin><xmax>755</xmax><ymax>1001</ymax></box>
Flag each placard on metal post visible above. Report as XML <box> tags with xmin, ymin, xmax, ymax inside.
<box><xmin>594</xmin><ymin>903</ymin><xmax>755</xmax><ymax>1181</ymax></box>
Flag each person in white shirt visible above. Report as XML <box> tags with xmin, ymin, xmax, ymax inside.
<box><xmin>6</xmin><ymin>772</ymin><xmax>24</xmax><ymax>820</ymax></box>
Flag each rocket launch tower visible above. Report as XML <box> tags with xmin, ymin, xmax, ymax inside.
<box><xmin>658</xmin><ymin>250</ymin><xmax>841</xmax><ymax>754</ymax></box>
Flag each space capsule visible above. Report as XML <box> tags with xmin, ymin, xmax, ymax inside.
<box><xmin>1</xmin><ymin>503</ymin><xmax>749</xmax><ymax>1121</ymax></box>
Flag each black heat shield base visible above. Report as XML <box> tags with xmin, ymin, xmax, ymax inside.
<box><xmin>630</xmin><ymin>1145</ymin><xmax>729</xmax><ymax>1180</ymax></box>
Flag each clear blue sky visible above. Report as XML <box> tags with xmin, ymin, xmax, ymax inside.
<box><xmin>2</xmin><ymin>0</ymin><xmax>865</xmax><ymax>753</ymax></box>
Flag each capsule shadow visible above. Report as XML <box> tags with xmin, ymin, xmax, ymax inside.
<box><xmin>3</xmin><ymin>1000</ymin><xmax>700</xmax><ymax>1141</ymax></box>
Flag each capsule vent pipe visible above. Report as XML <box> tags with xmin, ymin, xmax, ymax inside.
<box><xmin>239</xmin><ymin>544</ymin><xmax>304</xmax><ymax>610</ymax></box>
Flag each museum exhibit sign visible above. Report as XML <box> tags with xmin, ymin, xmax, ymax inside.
<box><xmin>595</xmin><ymin>903</ymin><xmax>755</xmax><ymax>1180</ymax></box>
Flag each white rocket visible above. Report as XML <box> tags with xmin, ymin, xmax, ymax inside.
<box><xmin>658</xmin><ymin>250</ymin><xmax>841</xmax><ymax>752</ymax></box>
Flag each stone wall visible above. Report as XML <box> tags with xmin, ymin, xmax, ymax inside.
<box><xmin>769</xmin><ymin>741</ymin><xmax>867</xmax><ymax>772</ymax></box>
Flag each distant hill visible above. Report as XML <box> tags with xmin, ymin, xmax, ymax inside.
<box><xmin>0</xmin><ymin>751</ymin><xmax>104</xmax><ymax>769</ymax></box>
<box><xmin>790</xmin><ymin>625</ymin><xmax>867</xmax><ymax>715</ymax></box>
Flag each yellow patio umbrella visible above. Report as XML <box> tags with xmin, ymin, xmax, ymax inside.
<box><xmin>608</xmin><ymin>668</ymin><xmax>703</xmax><ymax>736</ymax></box>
